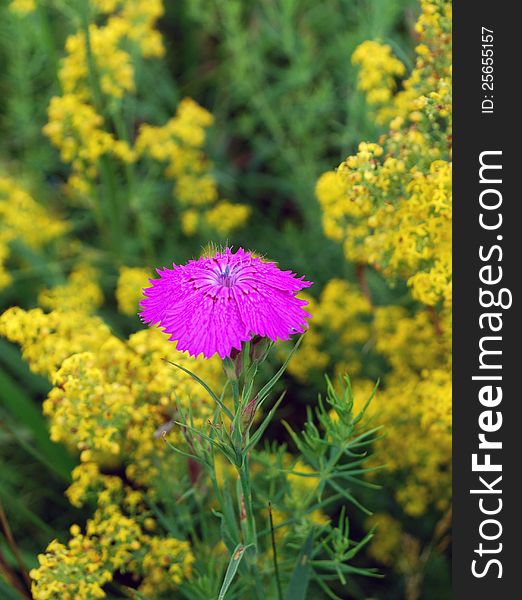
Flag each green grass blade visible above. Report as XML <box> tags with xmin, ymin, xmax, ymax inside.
<box><xmin>0</xmin><ymin>578</ymin><xmax>25</xmax><ymax>600</ymax></box>
<box><xmin>0</xmin><ymin>370</ymin><xmax>74</xmax><ymax>480</ymax></box>
<box><xmin>284</xmin><ymin>529</ymin><xmax>314</xmax><ymax>600</ymax></box>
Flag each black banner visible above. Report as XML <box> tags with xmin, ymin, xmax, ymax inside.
<box><xmin>453</xmin><ymin>1</ymin><xmax>519</xmax><ymax>596</ymax></box>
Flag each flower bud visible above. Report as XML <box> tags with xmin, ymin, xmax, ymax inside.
<box><xmin>223</xmin><ymin>348</ymin><xmax>243</xmax><ymax>381</ymax></box>
<box><xmin>241</xmin><ymin>395</ymin><xmax>258</xmax><ymax>431</ymax></box>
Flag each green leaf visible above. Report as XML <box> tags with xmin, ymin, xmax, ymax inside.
<box><xmin>352</xmin><ymin>379</ymin><xmax>379</xmax><ymax>426</ymax></box>
<box><xmin>244</xmin><ymin>391</ymin><xmax>286</xmax><ymax>453</ymax></box>
<box><xmin>218</xmin><ymin>543</ymin><xmax>254</xmax><ymax>600</ymax></box>
<box><xmin>163</xmin><ymin>360</ymin><xmax>234</xmax><ymax>421</ymax></box>
<box><xmin>284</xmin><ymin>530</ymin><xmax>314</xmax><ymax>600</ymax></box>
<box><xmin>328</xmin><ymin>480</ymin><xmax>373</xmax><ymax>516</ymax></box>
<box><xmin>0</xmin><ymin>578</ymin><xmax>25</xmax><ymax>600</ymax></box>
<box><xmin>0</xmin><ymin>484</ymin><xmax>54</xmax><ymax>537</ymax></box>
<box><xmin>0</xmin><ymin>339</ymin><xmax>49</xmax><ymax>394</ymax></box>
<box><xmin>162</xmin><ymin>434</ymin><xmax>210</xmax><ymax>467</ymax></box>
<box><xmin>216</xmin><ymin>480</ymin><xmax>240</xmax><ymax>550</ymax></box>
<box><xmin>256</xmin><ymin>335</ymin><xmax>303</xmax><ymax>404</ymax></box>
<box><xmin>0</xmin><ymin>370</ymin><xmax>74</xmax><ymax>481</ymax></box>
<box><xmin>241</xmin><ymin>364</ymin><xmax>258</xmax><ymax>405</ymax></box>
<box><xmin>280</xmin><ymin>419</ymin><xmax>311</xmax><ymax>459</ymax></box>
<box><xmin>171</xmin><ymin>420</ymin><xmax>236</xmax><ymax>465</ymax></box>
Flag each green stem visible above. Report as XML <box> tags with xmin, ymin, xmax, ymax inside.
<box><xmin>238</xmin><ymin>455</ymin><xmax>262</xmax><ymax>599</ymax></box>
<box><xmin>108</xmin><ymin>104</ymin><xmax>156</xmax><ymax>261</ymax></box>
<box><xmin>238</xmin><ymin>456</ymin><xmax>257</xmax><ymax>549</ymax></box>
<box><xmin>208</xmin><ymin>458</ymin><xmax>238</xmax><ymax>546</ymax></box>
<box><xmin>78</xmin><ymin>1</ymin><xmax>125</xmax><ymax>260</ymax></box>
<box><xmin>36</xmin><ymin>2</ymin><xmax>59</xmax><ymax>85</ymax></box>
<box><xmin>231</xmin><ymin>379</ymin><xmax>240</xmax><ymax>414</ymax></box>
<box><xmin>268</xmin><ymin>502</ymin><xmax>283</xmax><ymax>600</ymax></box>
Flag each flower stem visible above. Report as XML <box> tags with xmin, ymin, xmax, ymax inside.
<box><xmin>238</xmin><ymin>455</ymin><xmax>257</xmax><ymax>549</ymax></box>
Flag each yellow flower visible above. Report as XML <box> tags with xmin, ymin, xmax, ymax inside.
<box><xmin>38</xmin><ymin>264</ymin><xmax>104</xmax><ymax>313</ymax></box>
<box><xmin>352</xmin><ymin>40</ymin><xmax>406</xmax><ymax>108</ymax></box>
<box><xmin>0</xmin><ymin>176</ymin><xmax>68</xmax><ymax>290</ymax></box>
<box><xmin>115</xmin><ymin>266</ymin><xmax>150</xmax><ymax>316</ymax></box>
<box><xmin>205</xmin><ymin>200</ymin><xmax>251</xmax><ymax>236</ymax></box>
<box><xmin>9</xmin><ymin>0</ymin><xmax>36</xmax><ymax>15</ymax></box>
<box><xmin>313</xmin><ymin>1</ymin><xmax>452</xmax><ymax>523</ymax></box>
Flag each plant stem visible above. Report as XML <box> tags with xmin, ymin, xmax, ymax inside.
<box><xmin>79</xmin><ymin>1</ymin><xmax>125</xmax><ymax>260</ymax></box>
<box><xmin>238</xmin><ymin>457</ymin><xmax>257</xmax><ymax>549</ymax></box>
<box><xmin>208</xmin><ymin>459</ymin><xmax>238</xmax><ymax>547</ymax></box>
<box><xmin>268</xmin><ymin>502</ymin><xmax>283</xmax><ymax>600</ymax></box>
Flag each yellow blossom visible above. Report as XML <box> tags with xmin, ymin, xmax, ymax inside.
<box><xmin>115</xmin><ymin>266</ymin><xmax>150</xmax><ymax>316</ymax></box>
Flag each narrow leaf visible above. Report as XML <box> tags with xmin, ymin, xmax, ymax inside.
<box><xmin>163</xmin><ymin>360</ymin><xmax>234</xmax><ymax>421</ymax></box>
<box><xmin>284</xmin><ymin>530</ymin><xmax>314</xmax><ymax>600</ymax></box>
<box><xmin>0</xmin><ymin>370</ymin><xmax>74</xmax><ymax>479</ymax></box>
<box><xmin>218</xmin><ymin>543</ymin><xmax>253</xmax><ymax>600</ymax></box>
<box><xmin>256</xmin><ymin>335</ymin><xmax>303</xmax><ymax>403</ymax></box>
<box><xmin>245</xmin><ymin>391</ymin><xmax>286</xmax><ymax>453</ymax></box>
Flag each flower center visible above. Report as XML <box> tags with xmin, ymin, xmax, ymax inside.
<box><xmin>216</xmin><ymin>264</ymin><xmax>236</xmax><ymax>288</ymax></box>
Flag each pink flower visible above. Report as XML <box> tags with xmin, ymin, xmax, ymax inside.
<box><xmin>140</xmin><ymin>248</ymin><xmax>312</xmax><ymax>359</ymax></box>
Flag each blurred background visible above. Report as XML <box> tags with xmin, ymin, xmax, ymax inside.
<box><xmin>0</xmin><ymin>0</ymin><xmax>451</xmax><ymax>598</ymax></box>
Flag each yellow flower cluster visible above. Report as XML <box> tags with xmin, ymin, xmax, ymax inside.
<box><xmin>317</xmin><ymin>149</ymin><xmax>451</xmax><ymax>307</ymax></box>
<box><xmin>1</xmin><ymin>296</ymin><xmax>221</xmax><ymax>596</ymax></box>
<box><xmin>136</xmin><ymin>99</ymin><xmax>251</xmax><ymax>237</ymax></box>
<box><xmin>136</xmin><ymin>98</ymin><xmax>215</xmax><ymax>159</ymax></box>
<box><xmin>0</xmin><ymin>307</ymin><xmax>112</xmax><ymax>377</ymax></box>
<box><xmin>351</xmin><ymin>40</ymin><xmax>406</xmax><ymax>106</ymax></box>
<box><xmin>45</xmin><ymin>343</ymin><xmax>136</xmax><ymax>461</ymax></box>
<box><xmin>41</xmin><ymin>0</ymin><xmax>163</xmax><ymax>196</ymax></box>
<box><xmin>60</xmin><ymin>27</ymin><xmax>134</xmax><ymax>100</ymax></box>
<box><xmin>60</xmin><ymin>0</ymin><xmax>164</xmax><ymax>102</ymax></box>
<box><xmin>31</xmin><ymin>481</ymin><xmax>194</xmax><ymax>599</ymax></box>
<box><xmin>345</xmin><ymin>2</ymin><xmax>452</xmax><ymax>522</ymax></box>
<box><xmin>373</xmin><ymin>306</ymin><xmax>450</xmax><ymax>376</ymax></box>
<box><xmin>38</xmin><ymin>264</ymin><xmax>104</xmax><ymax>313</ymax></box>
<box><xmin>0</xmin><ymin>176</ymin><xmax>67</xmax><ymax>290</ymax></box>
<box><xmin>201</xmin><ymin>200</ymin><xmax>252</xmax><ymax>237</ymax></box>
<box><xmin>136</xmin><ymin>98</ymin><xmax>216</xmax><ymax>212</ymax></box>
<box><xmin>313</xmin><ymin>5</ymin><xmax>452</xmax><ymax>556</ymax></box>
<box><xmin>115</xmin><ymin>265</ymin><xmax>150</xmax><ymax>315</ymax></box>
<box><xmin>288</xmin><ymin>279</ymin><xmax>371</xmax><ymax>382</ymax></box>
<box><xmin>295</xmin><ymin>282</ymin><xmax>451</xmax><ymax>517</ymax></box>
<box><xmin>43</xmin><ymin>94</ymin><xmax>135</xmax><ymax>196</ymax></box>
<box><xmin>141</xmin><ymin>536</ymin><xmax>196</xmax><ymax>597</ymax></box>
<box><xmin>92</xmin><ymin>0</ymin><xmax>165</xmax><ymax>59</ymax></box>
<box><xmin>8</xmin><ymin>0</ymin><xmax>35</xmax><ymax>15</ymax></box>
<box><xmin>42</xmin><ymin>0</ymin><xmax>249</xmax><ymax>237</ymax></box>
<box><xmin>317</xmin><ymin>0</ymin><xmax>452</xmax><ymax>308</ymax></box>
<box><xmin>369</xmin><ymin>369</ymin><xmax>451</xmax><ymax>517</ymax></box>
<box><xmin>38</xmin><ymin>0</ymin><xmax>167</xmax><ymax>192</ymax></box>
<box><xmin>30</xmin><ymin>536</ymin><xmax>112</xmax><ymax>600</ymax></box>
<box><xmin>2</xmin><ymin>308</ymin><xmax>222</xmax><ymax>479</ymax></box>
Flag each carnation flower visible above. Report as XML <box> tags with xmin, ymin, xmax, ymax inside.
<box><xmin>140</xmin><ymin>247</ymin><xmax>312</xmax><ymax>359</ymax></box>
